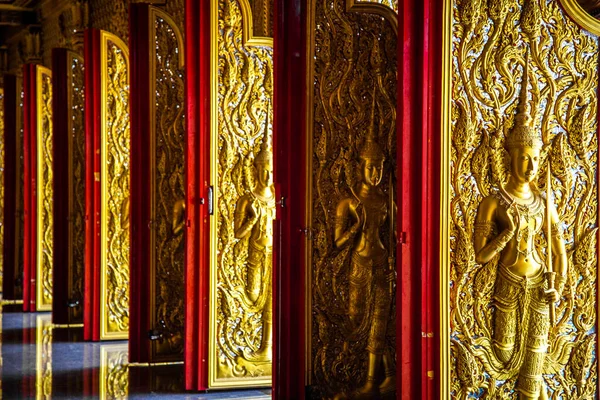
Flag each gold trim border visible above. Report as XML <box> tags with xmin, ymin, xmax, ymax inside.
<box><xmin>208</xmin><ymin>0</ymin><xmax>272</xmax><ymax>388</ymax></box>
<box><xmin>439</xmin><ymin>0</ymin><xmax>452</xmax><ymax>397</ymax></box>
<box><xmin>239</xmin><ymin>0</ymin><xmax>273</xmax><ymax>47</ymax></box>
<box><xmin>99</xmin><ymin>31</ymin><xmax>130</xmax><ymax>341</ymax></box>
<box><xmin>346</xmin><ymin>0</ymin><xmax>398</xmax><ymax>33</ymax></box>
<box><xmin>147</xmin><ymin>5</ymin><xmax>185</xmax><ymax>361</ymax></box>
<box><xmin>35</xmin><ymin>66</ymin><xmax>53</xmax><ymax>312</ymax></box>
<box><xmin>559</xmin><ymin>0</ymin><xmax>600</xmax><ymax>37</ymax></box>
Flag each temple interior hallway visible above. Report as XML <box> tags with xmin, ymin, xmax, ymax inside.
<box><xmin>0</xmin><ymin>303</ymin><xmax>272</xmax><ymax>399</ymax></box>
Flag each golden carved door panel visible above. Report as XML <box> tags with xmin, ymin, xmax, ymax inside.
<box><xmin>84</xmin><ymin>30</ymin><xmax>131</xmax><ymax>341</ymax></box>
<box><xmin>148</xmin><ymin>7</ymin><xmax>185</xmax><ymax>362</ymax></box>
<box><xmin>305</xmin><ymin>0</ymin><xmax>398</xmax><ymax>397</ymax></box>
<box><xmin>441</xmin><ymin>0</ymin><xmax>599</xmax><ymax>398</ymax></box>
<box><xmin>208</xmin><ymin>0</ymin><xmax>274</xmax><ymax>388</ymax></box>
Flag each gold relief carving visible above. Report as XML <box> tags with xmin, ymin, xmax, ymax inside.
<box><xmin>307</xmin><ymin>0</ymin><xmax>397</xmax><ymax>397</ymax></box>
<box><xmin>101</xmin><ymin>33</ymin><xmax>130</xmax><ymax>339</ymax></box>
<box><xmin>69</xmin><ymin>53</ymin><xmax>85</xmax><ymax>322</ymax></box>
<box><xmin>37</xmin><ymin>67</ymin><xmax>53</xmax><ymax>311</ymax></box>
<box><xmin>36</xmin><ymin>314</ymin><xmax>53</xmax><ymax>399</ymax></box>
<box><xmin>444</xmin><ymin>0</ymin><xmax>599</xmax><ymax>398</ymax></box>
<box><xmin>246</xmin><ymin>0</ymin><xmax>273</xmax><ymax>38</ymax></box>
<box><xmin>346</xmin><ymin>0</ymin><xmax>398</xmax><ymax>31</ymax></box>
<box><xmin>560</xmin><ymin>0</ymin><xmax>600</xmax><ymax>36</ymax></box>
<box><xmin>59</xmin><ymin>1</ymin><xmax>90</xmax><ymax>54</ymax></box>
<box><xmin>0</xmin><ymin>89</ymin><xmax>4</xmax><ymax>290</ymax></box>
<box><xmin>164</xmin><ymin>0</ymin><xmax>185</xmax><ymax>36</ymax></box>
<box><xmin>100</xmin><ymin>344</ymin><xmax>129</xmax><ymax>399</ymax></box>
<box><xmin>150</xmin><ymin>9</ymin><xmax>185</xmax><ymax>360</ymax></box>
<box><xmin>209</xmin><ymin>0</ymin><xmax>273</xmax><ymax>387</ymax></box>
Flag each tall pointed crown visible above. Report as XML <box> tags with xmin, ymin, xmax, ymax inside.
<box><xmin>255</xmin><ymin>103</ymin><xmax>273</xmax><ymax>166</ymax></box>
<box><xmin>359</xmin><ymin>86</ymin><xmax>385</xmax><ymax>163</ymax></box>
<box><xmin>505</xmin><ymin>51</ymin><xmax>543</xmax><ymax>150</ymax></box>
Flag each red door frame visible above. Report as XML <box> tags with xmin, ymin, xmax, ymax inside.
<box><xmin>22</xmin><ymin>63</ymin><xmax>38</xmax><ymax>313</ymax></box>
<box><xmin>83</xmin><ymin>28</ymin><xmax>102</xmax><ymax>341</ymax></box>
<box><xmin>184</xmin><ymin>0</ymin><xmax>211</xmax><ymax>390</ymax></box>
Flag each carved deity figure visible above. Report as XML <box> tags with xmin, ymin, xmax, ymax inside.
<box><xmin>473</xmin><ymin>63</ymin><xmax>567</xmax><ymax>400</ymax></box>
<box><xmin>233</xmin><ymin>124</ymin><xmax>275</xmax><ymax>363</ymax></box>
<box><xmin>334</xmin><ymin>117</ymin><xmax>395</xmax><ymax>398</ymax></box>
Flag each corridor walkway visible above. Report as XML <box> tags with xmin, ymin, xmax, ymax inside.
<box><xmin>0</xmin><ymin>304</ymin><xmax>272</xmax><ymax>399</ymax></box>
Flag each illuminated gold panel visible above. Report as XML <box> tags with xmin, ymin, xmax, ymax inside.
<box><xmin>36</xmin><ymin>314</ymin><xmax>52</xmax><ymax>400</ymax></box>
<box><xmin>36</xmin><ymin>67</ymin><xmax>53</xmax><ymax>311</ymax></box>
<box><xmin>69</xmin><ymin>53</ymin><xmax>85</xmax><ymax>323</ymax></box>
<box><xmin>305</xmin><ymin>0</ymin><xmax>398</xmax><ymax>397</ymax></box>
<box><xmin>209</xmin><ymin>0</ymin><xmax>274</xmax><ymax>388</ymax></box>
<box><xmin>100</xmin><ymin>344</ymin><xmax>129</xmax><ymax>399</ymax></box>
<box><xmin>442</xmin><ymin>1</ymin><xmax>599</xmax><ymax>398</ymax></box>
<box><xmin>149</xmin><ymin>7</ymin><xmax>185</xmax><ymax>361</ymax></box>
<box><xmin>100</xmin><ymin>32</ymin><xmax>130</xmax><ymax>340</ymax></box>
<box><xmin>0</xmin><ymin>89</ymin><xmax>4</xmax><ymax>290</ymax></box>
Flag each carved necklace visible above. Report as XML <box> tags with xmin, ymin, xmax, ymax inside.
<box><xmin>498</xmin><ymin>188</ymin><xmax>544</xmax><ymax>262</ymax></box>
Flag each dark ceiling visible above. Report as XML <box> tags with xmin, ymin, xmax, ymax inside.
<box><xmin>0</xmin><ymin>0</ymin><xmax>39</xmax><ymax>48</ymax></box>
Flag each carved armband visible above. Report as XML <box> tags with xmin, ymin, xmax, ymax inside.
<box><xmin>474</xmin><ymin>221</ymin><xmax>497</xmax><ymax>240</ymax></box>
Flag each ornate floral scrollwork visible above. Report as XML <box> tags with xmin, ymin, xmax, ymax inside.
<box><xmin>308</xmin><ymin>0</ymin><xmax>397</xmax><ymax>397</ymax></box>
<box><xmin>211</xmin><ymin>0</ymin><xmax>273</xmax><ymax>385</ymax></box>
<box><xmin>70</xmin><ymin>54</ymin><xmax>85</xmax><ymax>322</ymax></box>
<box><xmin>449</xmin><ymin>1</ymin><xmax>599</xmax><ymax>398</ymax></box>
<box><xmin>150</xmin><ymin>9</ymin><xmax>185</xmax><ymax>361</ymax></box>
<box><xmin>102</xmin><ymin>36</ymin><xmax>130</xmax><ymax>338</ymax></box>
<box><xmin>38</xmin><ymin>68</ymin><xmax>53</xmax><ymax>310</ymax></box>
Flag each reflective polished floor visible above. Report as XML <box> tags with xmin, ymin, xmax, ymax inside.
<box><xmin>0</xmin><ymin>304</ymin><xmax>272</xmax><ymax>399</ymax></box>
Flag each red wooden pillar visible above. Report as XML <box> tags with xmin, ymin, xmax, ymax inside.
<box><xmin>2</xmin><ymin>74</ymin><xmax>24</xmax><ymax>301</ymax></box>
<box><xmin>397</xmin><ymin>0</ymin><xmax>444</xmax><ymax>398</ymax></box>
<box><xmin>272</xmin><ymin>0</ymin><xmax>307</xmax><ymax>398</ymax></box>
<box><xmin>184</xmin><ymin>0</ymin><xmax>211</xmax><ymax>390</ymax></box>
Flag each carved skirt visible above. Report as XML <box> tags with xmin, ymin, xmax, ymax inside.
<box><xmin>493</xmin><ymin>264</ymin><xmax>550</xmax><ymax>397</ymax></box>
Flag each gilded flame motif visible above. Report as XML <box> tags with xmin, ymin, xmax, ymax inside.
<box><xmin>38</xmin><ymin>69</ymin><xmax>53</xmax><ymax>310</ymax></box>
<box><xmin>449</xmin><ymin>0</ymin><xmax>598</xmax><ymax>398</ymax></box>
<box><xmin>151</xmin><ymin>12</ymin><xmax>185</xmax><ymax>361</ymax></box>
<box><xmin>102</xmin><ymin>39</ymin><xmax>130</xmax><ymax>338</ymax></box>
<box><xmin>308</xmin><ymin>0</ymin><xmax>397</xmax><ymax>397</ymax></box>
<box><xmin>212</xmin><ymin>0</ymin><xmax>274</xmax><ymax>384</ymax></box>
<box><xmin>70</xmin><ymin>54</ymin><xmax>85</xmax><ymax>323</ymax></box>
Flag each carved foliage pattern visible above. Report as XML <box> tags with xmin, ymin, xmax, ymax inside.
<box><xmin>310</xmin><ymin>0</ymin><xmax>397</xmax><ymax>396</ymax></box>
<box><xmin>104</xmin><ymin>41</ymin><xmax>130</xmax><ymax>335</ymax></box>
<box><xmin>39</xmin><ymin>72</ymin><xmax>53</xmax><ymax>308</ymax></box>
<box><xmin>37</xmin><ymin>315</ymin><xmax>53</xmax><ymax>398</ymax></box>
<box><xmin>215</xmin><ymin>0</ymin><xmax>273</xmax><ymax>380</ymax></box>
<box><xmin>152</xmin><ymin>16</ymin><xmax>185</xmax><ymax>359</ymax></box>
<box><xmin>101</xmin><ymin>345</ymin><xmax>129</xmax><ymax>399</ymax></box>
<box><xmin>71</xmin><ymin>55</ymin><xmax>85</xmax><ymax>321</ymax></box>
<box><xmin>450</xmin><ymin>0</ymin><xmax>598</xmax><ymax>398</ymax></box>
